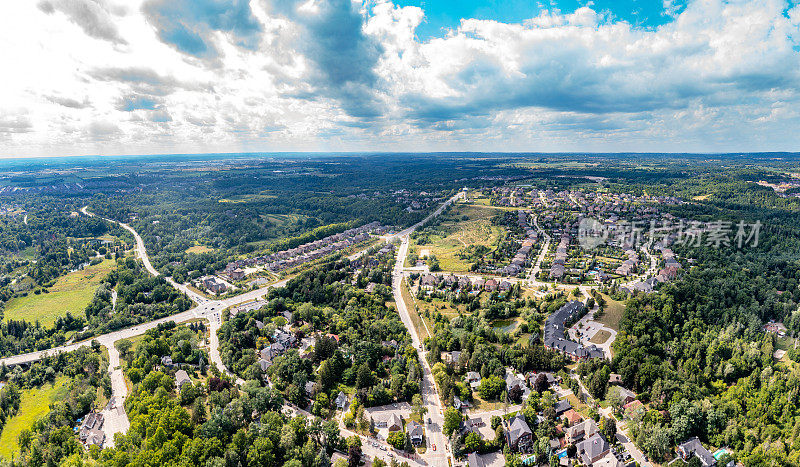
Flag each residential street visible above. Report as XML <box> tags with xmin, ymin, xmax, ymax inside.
<box><xmin>384</xmin><ymin>191</ymin><xmax>463</xmax><ymax>467</ymax></box>
<box><xmin>393</xmin><ymin>236</ymin><xmax>450</xmax><ymax>467</ymax></box>
<box><xmin>1</xmin><ymin>196</ymin><xmax>461</xmax><ymax>454</ymax></box>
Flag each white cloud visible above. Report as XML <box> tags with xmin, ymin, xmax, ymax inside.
<box><xmin>0</xmin><ymin>0</ymin><xmax>799</xmax><ymax>157</ymax></box>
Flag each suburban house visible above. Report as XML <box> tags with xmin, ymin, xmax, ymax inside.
<box><xmin>617</xmin><ymin>387</ymin><xmax>637</xmax><ymax>405</ymax></box>
<box><xmin>407</xmin><ymin>421</ymin><xmax>425</xmax><ymax>445</ymax></box>
<box><xmin>567</xmin><ymin>419</ymin><xmax>598</xmax><ymax>443</ymax></box>
<box><xmin>563</xmin><ymin>409</ymin><xmax>583</xmax><ymax>427</ymax></box>
<box><xmin>273</xmin><ymin>329</ymin><xmax>297</xmax><ymax>348</ymax></box>
<box><xmin>454</xmin><ymin>395</ymin><xmax>472</xmax><ymax>411</ymax></box>
<box><xmin>161</xmin><ymin>355</ymin><xmax>173</xmax><ymax>367</ymax></box>
<box><xmin>201</xmin><ymin>276</ymin><xmax>228</xmax><ymax>294</ymax></box>
<box><xmin>505</xmin><ymin>414</ymin><xmax>533</xmax><ymax>452</ymax></box>
<box><xmin>623</xmin><ymin>400</ymin><xmax>645</xmax><ymax>419</ymax></box>
<box><xmin>467</xmin><ymin>452</ymin><xmax>505</xmax><ymax>467</ymax></box>
<box><xmin>677</xmin><ymin>437</ymin><xmax>716</xmax><ymax>466</ymax></box>
<box><xmin>465</xmin><ymin>371</ymin><xmax>482</xmax><ymax>389</ymax></box>
<box><xmin>335</xmin><ymin>392</ymin><xmax>348</xmax><ymax>410</ymax></box>
<box><xmin>554</xmin><ymin>398</ymin><xmax>572</xmax><ymax>416</ymax></box>
<box><xmin>443</xmin><ymin>350</ymin><xmax>462</xmax><ymax>364</ymax></box>
<box><xmin>577</xmin><ymin>433</ymin><xmax>611</xmax><ymax>465</ymax></box>
<box><xmin>260</xmin><ymin>342</ymin><xmax>286</xmax><ymax>363</ymax></box>
<box><xmin>375</xmin><ymin>413</ymin><xmax>403</xmax><ymax>432</ymax></box>
<box><xmin>175</xmin><ymin>370</ymin><xmax>191</xmax><ymax>390</ymax></box>
<box><xmin>79</xmin><ymin>412</ymin><xmax>105</xmax><ymax>447</ymax></box>
<box><xmin>505</xmin><ymin>371</ymin><xmax>526</xmax><ymax>392</ymax></box>
<box><xmin>420</xmin><ymin>274</ymin><xmax>439</xmax><ymax>289</ymax></box>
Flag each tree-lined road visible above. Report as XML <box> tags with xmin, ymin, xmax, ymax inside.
<box><xmin>388</xmin><ymin>191</ymin><xmax>464</xmax><ymax>467</ymax></box>
<box><xmin>3</xmin><ymin>195</ymin><xmax>461</xmax><ymax>460</ymax></box>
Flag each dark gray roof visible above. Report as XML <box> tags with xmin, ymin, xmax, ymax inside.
<box><xmin>507</xmin><ymin>414</ymin><xmax>532</xmax><ymax>445</ymax></box>
<box><xmin>554</xmin><ymin>398</ymin><xmax>572</xmax><ymax>414</ymax></box>
<box><xmin>678</xmin><ymin>437</ymin><xmax>716</xmax><ymax>466</ymax></box>
<box><xmin>578</xmin><ymin>433</ymin><xmax>610</xmax><ymax>464</ymax></box>
<box><xmin>543</xmin><ymin>301</ymin><xmax>603</xmax><ymax>359</ymax></box>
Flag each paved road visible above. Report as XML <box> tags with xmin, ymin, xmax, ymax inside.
<box><xmin>526</xmin><ymin>214</ymin><xmax>551</xmax><ymax>286</ymax></box>
<box><xmin>4</xmin><ymin>199</ymin><xmax>457</xmax><ymax>456</ymax></box>
<box><xmin>393</xmin><ymin>238</ymin><xmax>449</xmax><ymax>467</ymax></box>
<box><xmin>100</xmin><ymin>342</ymin><xmax>130</xmax><ymax>447</ymax></box>
<box><xmin>576</xmin><ymin>375</ymin><xmax>651</xmax><ymax>467</ymax></box>
<box><xmin>388</xmin><ymin>192</ymin><xmax>463</xmax><ymax>467</ymax></box>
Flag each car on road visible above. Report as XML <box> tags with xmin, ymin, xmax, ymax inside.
<box><xmin>432</xmin><ymin>444</ymin><xmax>436</xmax><ymax>451</ymax></box>
<box><xmin>427</xmin><ymin>418</ymin><xmax>432</xmax><ymax>424</ymax></box>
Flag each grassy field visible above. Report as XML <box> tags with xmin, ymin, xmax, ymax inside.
<box><xmin>186</xmin><ymin>244</ymin><xmax>214</xmax><ymax>254</ymax></box>
<box><xmin>0</xmin><ymin>376</ymin><xmax>67</xmax><ymax>459</ymax></box>
<box><xmin>4</xmin><ymin>259</ymin><xmax>115</xmax><ymax>327</ymax></box>
<box><xmin>471</xmin><ymin>395</ymin><xmax>509</xmax><ymax>412</ymax></box>
<box><xmin>590</xmin><ymin>329</ymin><xmax>612</xmax><ymax>344</ymax></box>
<box><xmin>412</xmin><ymin>205</ymin><xmax>503</xmax><ymax>273</ymax></box>
<box><xmin>596</xmin><ymin>293</ymin><xmax>626</xmax><ymax>331</ymax></box>
<box><xmin>401</xmin><ymin>282</ymin><xmax>431</xmax><ymax>341</ymax></box>
<box><xmin>776</xmin><ymin>335</ymin><xmax>797</xmax><ymax>362</ymax></box>
<box><xmin>415</xmin><ymin>295</ymin><xmax>466</xmax><ymax>321</ymax></box>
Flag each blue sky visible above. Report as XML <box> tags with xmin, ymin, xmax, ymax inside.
<box><xmin>1</xmin><ymin>0</ymin><xmax>799</xmax><ymax>157</ymax></box>
<box><xmin>395</xmin><ymin>0</ymin><xmax>689</xmax><ymax>38</ymax></box>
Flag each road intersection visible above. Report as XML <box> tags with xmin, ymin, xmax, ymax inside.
<box><xmin>2</xmin><ymin>194</ymin><xmax>461</xmax><ymax>461</ymax></box>
<box><xmin>4</xmin><ymin>192</ymin><xmax>646</xmax><ymax>464</ymax></box>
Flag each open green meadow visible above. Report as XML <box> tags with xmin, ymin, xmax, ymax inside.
<box><xmin>0</xmin><ymin>377</ymin><xmax>67</xmax><ymax>459</ymax></box>
<box><xmin>412</xmin><ymin>204</ymin><xmax>503</xmax><ymax>272</ymax></box>
<box><xmin>3</xmin><ymin>259</ymin><xmax>115</xmax><ymax>326</ymax></box>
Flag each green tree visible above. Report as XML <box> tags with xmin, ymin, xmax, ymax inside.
<box><xmin>478</xmin><ymin>376</ymin><xmax>505</xmax><ymax>400</ymax></box>
<box><xmin>443</xmin><ymin>407</ymin><xmax>462</xmax><ymax>436</ymax></box>
<box><xmin>601</xmin><ymin>417</ymin><xmax>616</xmax><ymax>441</ymax></box>
<box><xmin>247</xmin><ymin>437</ymin><xmax>276</xmax><ymax>466</ymax></box>
<box><xmin>464</xmin><ymin>431</ymin><xmax>481</xmax><ymax>452</ymax></box>
<box><xmin>388</xmin><ymin>430</ymin><xmax>406</xmax><ymax>450</ymax></box>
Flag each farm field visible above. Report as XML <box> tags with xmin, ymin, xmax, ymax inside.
<box><xmin>0</xmin><ymin>376</ymin><xmax>67</xmax><ymax>459</ymax></box>
<box><xmin>3</xmin><ymin>259</ymin><xmax>116</xmax><ymax>327</ymax></box>
<box><xmin>411</xmin><ymin>205</ymin><xmax>503</xmax><ymax>273</ymax></box>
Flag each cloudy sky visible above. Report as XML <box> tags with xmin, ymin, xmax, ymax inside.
<box><xmin>1</xmin><ymin>0</ymin><xmax>799</xmax><ymax>157</ymax></box>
